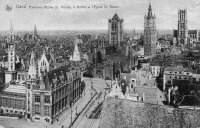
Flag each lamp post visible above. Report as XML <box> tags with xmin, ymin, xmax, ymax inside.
<box><xmin>76</xmin><ymin>107</ymin><xmax>78</xmax><ymax>116</ymax></box>
<box><xmin>91</xmin><ymin>81</ymin><xmax>93</xmax><ymax>99</ymax></box>
<box><xmin>71</xmin><ymin>106</ymin><xmax>73</xmax><ymax>126</ymax></box>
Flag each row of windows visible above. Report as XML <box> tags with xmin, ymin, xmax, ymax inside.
<box><xmin>35</xmin><ymin>105</ymin><xmax>50</xmax><ymax>115</ymax></box>
<box><xmin>35</xmin><ymin>95</ymin><xmax>50</xmax><ymax>103</ymax></box>
<box><xmin>41</xmin><ymin>61</ymin><xmax>47</xmax><ymax>66</ymax></box>
<box><xmin>2</xmin><ymin>99</ymin><xmax>25</xmax><ymax>109</ymax></box>
<box><xmin>169</xmin><ymin>71</ymin><xmax>189</xmax><ymax>75</ymax></box>
<box><xmin>3</xmin><ymin>109</ymin><xmax>23</xmax><ymax>115</ymax></box>
<box><xmin>169</xmin><ymin>76</ymin><xmax>189</xmax><ymax>80</ymax></box>
<box><xmin>53</xmin><ymin>96</ymin><xmax>68</xmax><ymax>116</ymax></box>
<box><xmin>53</xmin><ymin>87</ymin><xmax>68</xmax><ymax>101</ymax></box>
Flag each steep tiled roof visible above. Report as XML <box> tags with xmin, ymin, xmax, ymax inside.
<box><xmin>45</xmin><ymin>65</ymin><xmax>71</xmax><ymax>90</ymax></box>
<box><xmin>106</xmin><ymin>53</ymin><xmax>127</xmax><ymax>63</ymax></box>
<box><xmin>4</xmin><ymin>84</ymin><xmax>26</xmax><ymax>94</ymax></box>
<box><xmin>112</xmin><ymin>13</ymin><xmax>120</xmax><ymax>20</ymax></box>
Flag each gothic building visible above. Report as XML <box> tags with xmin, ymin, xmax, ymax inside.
<box><xmin>22</xmin><ymin>25</ymin><xmax>40</xmax><ymax>42</ymax></box>
<box><xmin>144</xmin><ymin>3</ymin><xmax>157</xmax><ymax>57</ymax></box>
<box><xmin>91</xmin><ymin>13</ymin><xmax>138</xmax><ymax>79</ymax></box>
<box><xmin>173</xmin><ymin>8</ymin><xmax>200</xmax><ymax>45</ymax></box>
<box><xmin>108</xmin><ymin>13</ymin><xmax>124</xmax><ymax>50</ymax></box>
<box><xmin>176</xmin><ymin>9</ymin><xmax>188</xmax><ymax>45</ymax></box>
<box><xmin>0</xmin><ymin>25</ymin><xmax>83</xmax><ymax>124</ymax></box>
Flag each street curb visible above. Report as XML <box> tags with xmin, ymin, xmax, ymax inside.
<box><xmin>68</xmin><ymin>90</ymin><xmax>98</xmax><ymax>128</ymax></box>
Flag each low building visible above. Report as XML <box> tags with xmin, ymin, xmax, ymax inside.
<box><xmin>150</xmin><ymin>61</ymin><xmax>161</xmax><ymax>77</ymax></box>
<box><xmin>0</xmin><ymin>83</ymin><xmax>26</xmax><ymax>117</ymax></box>
<box><xmin>163</xmin><ymin>66</ymin><xmax>195</xmax><ymax>91</ymax></box>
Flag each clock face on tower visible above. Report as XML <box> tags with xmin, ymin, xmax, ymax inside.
<box><xmin>10</xmin><ymin>45</ymin><xmax>14</xmax><ymax>49</ymax></box>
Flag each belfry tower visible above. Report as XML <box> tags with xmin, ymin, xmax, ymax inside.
<box><xmin>177</xmin><ymin>9</ymin><xmax>188</xmax><ymax>45</ymax></box>
<box><xmin>5</xmin><ymin>21</ymin><xmax>16</xmax><ymax>83</ymax></box>
<box><xmin>144</xmin><ymin>3</ymin><xmax>157</xmax><ymax>57</ymax></box>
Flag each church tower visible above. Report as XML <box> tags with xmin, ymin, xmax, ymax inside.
<box><xmin>108</xmin><ymin>13</ymin><xmax>124</xmax><ymax>49</ymax></box>
<box><xmin>33</xmin><ymin>24</ymin><xmax>37</xmax><ymax>40</ymax></box>
<box><xmin>28</xmin><ymin>51</ymin><xmax>37</xmax><ymax>79</ymax></box>
<box><xmin>144</xmin><ymin>3</ymin><xmax>157</xmax><ymax>56</ymax></box>
<box><xmin>177</xmin><ymin>9</ymin><xmax>188</xmax><ymax>45</ymax></box>
<box><xmin>5</xmin><ymin>21</ymin><xmax>16</xmax><ymax>83</ymax></box>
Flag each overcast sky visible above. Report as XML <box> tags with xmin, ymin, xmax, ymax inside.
<box><xmin>0</xmin><ymin>0</ymin><xmax>200</xmax><ymax>31</ymax></box>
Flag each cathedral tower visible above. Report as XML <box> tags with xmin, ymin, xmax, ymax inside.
<box><xmin>33</xmin><ymin>24</ymin><xmax>37</xmax><ymax>40</ymax></box>
<box><xmin>108</xmin><ymin>13</ymin><xmax>124</xmax><ymax>49</ymax></box>
<box><xmin>144</xmin><ymin>3</ymin><xmax>157</xmax><ymax>56</ymax></box>
<box><xmin>177</xmin><ymin>9</ymin><xmax>188</xmax><ymax>45</ymax></box>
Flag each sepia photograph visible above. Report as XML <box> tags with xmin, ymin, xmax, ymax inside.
<box><xmin>0</xmin><ymin>0</ymin><xmax>200</xmax><ymax>127</ymax></box>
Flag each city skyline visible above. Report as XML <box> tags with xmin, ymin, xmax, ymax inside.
<box><xmin>0</xmin><ymin>0</ymin><xmax>200</xmax><ymax>31</ymax></box>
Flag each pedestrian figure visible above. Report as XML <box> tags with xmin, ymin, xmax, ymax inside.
<box><xmin>86</xmin><ymin>114</ymin><xmax>87</xmax><ymax>117</ymax></box>
<box><xmin>62</xmin><ymin>125</ymin><xmax>64</xmax><ymax>128</ymax></box>
<box><xmin>57</xmin><ymin>118</ymin><xmax>59</xmax><ymax>121</ymax></box>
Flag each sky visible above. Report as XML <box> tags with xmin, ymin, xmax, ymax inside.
<box><xmin>0</xmin><ymin>0</ymin><xmax>200</xmax><ymax>31</ymax></box>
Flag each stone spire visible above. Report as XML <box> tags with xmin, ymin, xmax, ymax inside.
<box><xmin>30</xmin><ymin>51</ymin><xmax>36</xmax><ymax>67</ymax></box>
<box><xmin>147</xmin><ymin>3</ymin><xmax>153</xmax><ymax>19</ymax></box>
<box><xmin>72</xmin><ymin>41</ymin><xmax>81</xmax><ymax>61</ymax></box>
<box><xmin>10</xmin><ymin>20</ymin><xmax>13</xmax><ymax>34</ymax></box>
<box><xmin>34</xmin><ymin>24</ymin><xmax>37</xmax><ymax>36</ymax></box>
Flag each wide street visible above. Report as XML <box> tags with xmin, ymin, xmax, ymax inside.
<box><xmin>0</xmin><ymin>77</ymin><xmax>108</xmax><ymax>128</ymax></box>
<box><xmin>72</xmin><ymin>77</ymin><xmax>109</xmax><ymax>128</ymax></box>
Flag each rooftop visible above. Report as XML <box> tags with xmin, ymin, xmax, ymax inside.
<box><xmin>4</xmin><ymin>84</ymin><xmax>26</xmax><ymax>94</ymax></box>
<box><xmin>164</xmin><ymin>66</ymin><xmax>195</xmax><ymax>73</ymax></box>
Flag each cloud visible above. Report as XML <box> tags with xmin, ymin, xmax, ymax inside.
<box><xmin>0</xmin><ymin>0</ymin><xmax>200</xmax><ymax>31</ymax></box>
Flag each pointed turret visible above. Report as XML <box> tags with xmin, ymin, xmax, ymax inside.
<box><xmin>10</xmin><ymin>20</ymin><xmax>13</xmax><ymax>34</ymax></box>
<box><xmin>112</xmin><ymin>13</ymin><xmax>120</xmax><ymax>20</ymax></box>
<box><xmin>71</xmin><ymin>41</ymin><xmax>81</xmax><ymax>61</ymax></box>
<box><xmin>30</xmin><ymin>51</ymin><xmax>36</xmax><ymax>67</ymax></box>
<box><xmin>34</xmin><ymin>24</ymin><xmax>37</xmax><ymax>36</ymax></box>
<box><xmin>28</xmin><ymin>51</ymin><xmax>37</xmax><ymax>79</ymax></box>
<box><xmin>147</xmin><ymin>3</ymin><xmax>153</xmax><ymax>19</ymax></box>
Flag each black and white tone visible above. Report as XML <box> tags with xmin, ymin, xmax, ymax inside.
<box><xmin>0</xmin><ymin>0</ymin><xmax>200</xmax><ymax>128</ymax></box>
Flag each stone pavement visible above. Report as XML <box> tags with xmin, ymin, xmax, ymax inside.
<box><xmin>0</xmin><ymin>81</ymin><xmax>96</xmax><ymax>128</ymax></box>
<box><xmin>50</xmin><ymin>84</ymin><xmax>96</xmax><ymax>128</ymax></box>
